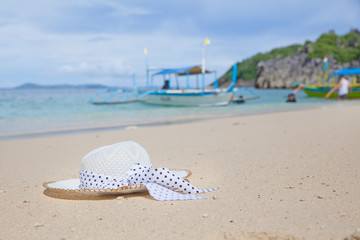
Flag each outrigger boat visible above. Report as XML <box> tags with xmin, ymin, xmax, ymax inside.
<box><xmin>90</xmin><ymin>40</ymin><xmax>260</xmax><ymax>106</ymax></box>
<box><xmin>297</xmin><ymin>68</ymin><xmax>360</xmax><ymax>99</ymax></box>
<box><xmin>137</xmin><ymin>65</ymin><xmax>237</xmax><ymax>107</ymax></box>
<box><xmin>90</xmin><ymin>64</ymin><xmax>258</xmax><ymax>106</ymax></box>
<box><xmin>139</xmin><ymin>89</ymin><xmax>234</xmax><ymax>107</ymax></box>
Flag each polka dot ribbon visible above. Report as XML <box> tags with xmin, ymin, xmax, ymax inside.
<box><xmin>79</xmin><ymin>163</ymin><xmax>218</xmax><ymax>201</ymax></box>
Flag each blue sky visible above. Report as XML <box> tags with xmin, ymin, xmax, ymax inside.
<box><xmin>0</xmin><ymin>0</ymin><xmax>359</xmax><ymax>88</ymax></box>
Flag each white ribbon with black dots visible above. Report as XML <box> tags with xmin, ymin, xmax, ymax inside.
<box><xmin>79</xmin><ymin>163</ymin><xmax>218</xmax><ymax>200</ymax></box>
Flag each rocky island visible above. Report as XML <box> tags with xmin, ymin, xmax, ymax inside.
<box><xmin>218</xmin><ymin>29</ymin><xmax>360</xmax><ymax>88</ymax></box>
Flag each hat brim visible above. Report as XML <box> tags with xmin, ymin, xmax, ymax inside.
<box><xmin>43</xmin><ymin>169</ymin><xmax>192</xmax><ymax>194</ymax></box>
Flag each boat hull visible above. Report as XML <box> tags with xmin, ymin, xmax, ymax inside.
<box><xmin>143</xmin><ymin>91</ymin><xmax>233</xmax><ymax>107</ymax></box>
<box><xmin>303</xmin><ymin>86</ymin><xmax>360</xmax><ymax>99</ymax></box>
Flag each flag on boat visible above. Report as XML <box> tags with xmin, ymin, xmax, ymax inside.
<box><xmin>204</xmin><ymin>38</ymin><xmax>211</xmax><ymax>46</ymax></box>
<box><xmin>144</xmin><ymin>48</ymin><xmax>148</xmax><ymax>55</ymax></box>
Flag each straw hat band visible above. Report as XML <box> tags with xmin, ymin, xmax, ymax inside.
<box><xmin>80</xmin><ymin>163</ymin><xmax>217</xmax><ymax>201</ymax></box>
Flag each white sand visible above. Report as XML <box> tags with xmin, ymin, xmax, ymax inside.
<box><xmin>1</xmin><ymin>104</ymin><xmax>360</xmax><ymax>240</ymax></box>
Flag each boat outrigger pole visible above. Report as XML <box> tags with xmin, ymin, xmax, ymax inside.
<box><xmin>227</xmin><ymin>64</ymin><xmax>237</xmax><ymax>93</ymax></box>
<box><xmin>132</xmin><ymin>73</ymin><xmax>137</xmax><ymax>91</ymax></box>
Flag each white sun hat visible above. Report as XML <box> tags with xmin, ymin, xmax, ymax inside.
<box><xmin>43</xmin><ymin>141</ymin><xmax>217</xmax><ymax>201</ymax></box>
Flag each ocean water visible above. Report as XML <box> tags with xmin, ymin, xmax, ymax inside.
<box><xmin>0</xmin><ymin>87</ymin><xmax>347</xmax><ymax>139</ymax></box>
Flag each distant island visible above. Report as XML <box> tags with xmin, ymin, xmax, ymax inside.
<box><xmin>14</xmin><ymin>83</ymin><xmax>118</xmax><ymax>89</ymax></box>
<box><xmin>218</xmin><ymin>28</ymin><xmax>360</xmax><ymax>88</ymax></box>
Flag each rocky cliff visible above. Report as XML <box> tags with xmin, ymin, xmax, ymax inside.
<box><xmin>217</xmin><ymin>29</ymin><xmax>360</xmax><ymax>89</ymax></box>
<box><xmin>255</xmin><ymin>46</ymin><xmax>360</xmax><ymax>88</ymax></box>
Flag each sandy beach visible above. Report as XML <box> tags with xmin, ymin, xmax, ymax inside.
<box><xmin>1</xmin><ymin>103</ymin><xmax>360</xmax><ymax>240</ymax></box>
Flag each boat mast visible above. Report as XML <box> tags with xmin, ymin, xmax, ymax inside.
<box><xmin>202</xmin><ymin>38</ymin><xmax>211</xmax><ymax>91</ymax></box>
<box><xmin>144</xmin><ymin>48</ymin><xmax>149</xmax><ymax>88</ymax></box>
<box><xmin>202</xmin><ymin>47</ymin><xmax>205</xmax><ymax>90</ymax></box>
<box><xmin>323</xmin><ymin>57</ymin><xmax>328</xmax><ymax>86</ymax></box>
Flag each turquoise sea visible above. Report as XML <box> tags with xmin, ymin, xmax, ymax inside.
<box><xmin>0</xmin><ymin>87</ymin><xmax>351</xmax><ymax>140</ymax></box>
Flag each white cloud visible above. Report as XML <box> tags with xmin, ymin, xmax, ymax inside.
<box><xmin>0</xmin><ymin>0</ymin><xmax>359</xmax><ymax>88</ymax></box>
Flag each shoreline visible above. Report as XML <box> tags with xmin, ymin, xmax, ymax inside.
<box><xmin>1</xmin><ymin>101</ymin><xmax>357</xmax><ymax>141</ymax></box>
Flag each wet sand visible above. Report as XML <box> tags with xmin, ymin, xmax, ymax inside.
<box><xmin>0</xmin><ymin>104</ymin><xmax>359</xmax><ymax>239</ymax></box>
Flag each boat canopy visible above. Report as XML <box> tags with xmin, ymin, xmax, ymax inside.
<box><xmin>152</xmin><ymin>65</ymin><xmax>212</xmax><ymax>76</ymax></box>
<box><xmin>332</xmin><ymin>68</ymin><xmax>360</xmax><ymax>76</ymax></box>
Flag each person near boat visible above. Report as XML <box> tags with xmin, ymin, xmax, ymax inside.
<box><xmin>161</xmin><ymin>80</ymin><xmax>170</xmax><ymax>90</ymax></box>
<box><xmin>285</xmin><ymin>85</ymin><xmax>304</xmax><ymax>103</ymax></box>
<box><xmin>286</xmin><ymin>93</ymin><xmax>296</xmax><ymax>103</ymax></box>
<box><xmin>325</xmin><ymin>76</ymin><xmax>351</xmax><ymax>100</ymax></box>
